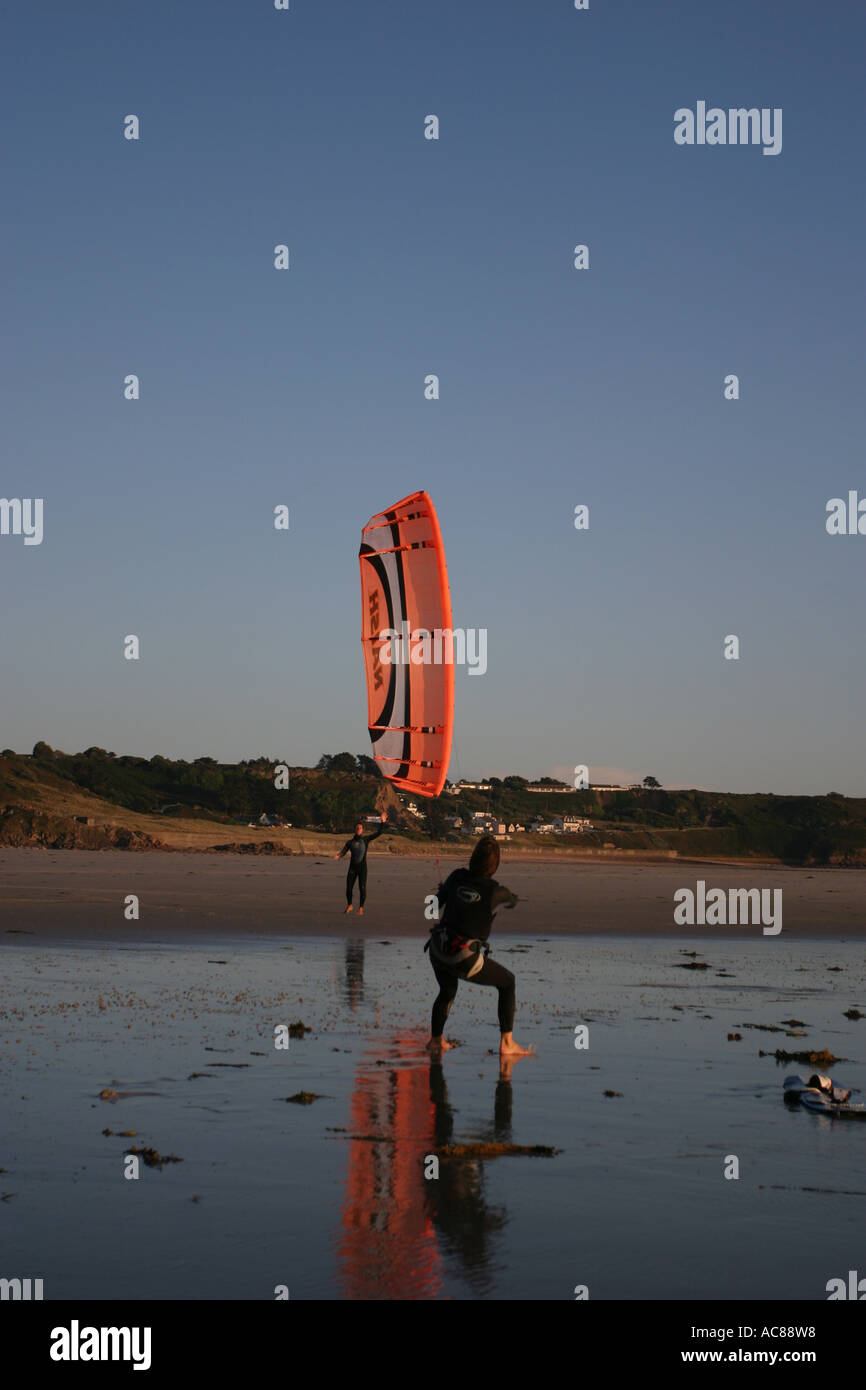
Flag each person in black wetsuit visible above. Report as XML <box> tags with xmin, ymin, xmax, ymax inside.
<box><xmin>426</xmin><ymin>835</ymin><xmax>533</xmax><ymax>1058</ymax></box>
<box><xmin>335</xmin><ymin>811</ymin><xmax>388</xmax><ymax>914</ymax></box>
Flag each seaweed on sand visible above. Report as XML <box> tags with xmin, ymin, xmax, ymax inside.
<box><xmin>435</xmin><ymin>1143</ymin><xmax>560</xmax><ymax>1158</ymax></box>
<box><xmin>759</xmin><ymin>1047</ymin><xmax>844</xmax><ymax>1066</ymax></box>
<box><xmin>127</xmin><ymin>1146</ymin><xmax>182</xmax><ymax>1169</ymax></box>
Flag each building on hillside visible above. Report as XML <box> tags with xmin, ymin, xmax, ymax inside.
<box><xmin>563</xmin><ymin>815</ymin><xmax>593</xmax><ymax>832</ymax></box>
<box><xmin>526</xmin><ymin>784</ymin><xmax>571</xmax><ymax>793</ymax></box>
<box><xmin>472</xmin><ymin>815</ymin><xmax>506</xmax><ymax>835</ymax></box>
<box><xmin>529</xmin><ymin>816</ymin><xmax>564</xmax><ymax>833</ymax></box>
<box><xmin>591</xmin><ymin>784</ymin><xmax>644</xmax><ymax>792</ymax></box>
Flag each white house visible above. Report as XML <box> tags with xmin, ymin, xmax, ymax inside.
<box><xmin>529</xmin><ymin>817</ymin><xmax>562</xmax><ymax>834</ymax></box>
<box><xmin>472</xmin><ymin>814</ymin><xmax>504</xmax><ymax>835</ymax></box>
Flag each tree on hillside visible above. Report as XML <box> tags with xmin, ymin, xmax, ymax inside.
<box><xmin>643</xmin><ymin>775</ymin><xmax>661</xmax><ymax>789</ymax></box>
<box><xmin>355</xmin><ymin>753</ymin><xmax>381</xmax><ymax>778</ymax></box>
<box><xmin>426</xmin><ymin>797</ymin><xmax>449</xmax><ymax>841</ymax></box>
<box><xmin>328</xmin><ymin>752</ymin><xmax>358</xmax><ymax>774</ymax></box>
<box><xmin>32</xmin><ymin>741</ymin><xmax>55</xmax><ymax>759</ymax></box>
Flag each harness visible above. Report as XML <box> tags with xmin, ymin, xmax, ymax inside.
<box><xmin>424</xmin><ymin>923</ymin><xmax>490</xmax><ymax>963</ymax></box>
<box><xmin>424</xmin><ymin>875</ymin><xmax>492</xmax><ymax>968</ymax></box>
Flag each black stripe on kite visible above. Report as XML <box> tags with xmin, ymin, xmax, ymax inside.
<box><xmin>360</xmin><ymin>542</ymin><xmax>397</xmax><ymax>746</ymax></box>
<box><xmin>386</xmin><ymin>511</ymin><xmax>412</xmax><ymax>781</ymax></box>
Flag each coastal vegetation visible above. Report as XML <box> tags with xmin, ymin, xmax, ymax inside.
<box><xmin>1</xmin><ymin>746</ymin><xmax>864</xmax><ymax>864</ymax></box>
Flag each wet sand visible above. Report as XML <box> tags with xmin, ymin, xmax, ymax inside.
<box><xmin>1</xmin><ymin>848</ymin><xmax>863</xmax><ymax>941</ymax></box>
<box><xmin>2</xmin><ymin>934</ymin><xmax>864</xmax><ymax>1300</ymax></box>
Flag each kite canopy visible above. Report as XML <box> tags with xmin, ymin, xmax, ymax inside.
<box><xmin>359</xmin><ymin>491</ymin><xmax>454</xmax><ymax>798</ymax></box>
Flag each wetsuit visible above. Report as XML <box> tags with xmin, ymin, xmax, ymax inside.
<box><xmin>427</xmin><ymin>867</ymin><xmax>518</xmax><ymax>1035</ymax></box>
<box><xmin>339</xmin><ymin>824</ymin><xmax>387</xmax><ymax>906</ymax></box>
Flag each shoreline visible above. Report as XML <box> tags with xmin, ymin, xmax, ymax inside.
<box><xmin>3</xmin><ymin>840</ymin><xmax>864</xmax><ymax>869</ymax></box>
<box><xmin>2</xmin><ymin>848</ymin><xmax>863</xmax><ymax>942</ymax></box>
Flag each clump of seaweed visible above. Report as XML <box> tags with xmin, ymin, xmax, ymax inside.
<box><xmin>288</xmin><ymin>1021</ymin><xmax>311</xmax><ymax>1038</ymax></box>
<box><xmin>127</xmin><ymin>1146</ymin><xmax>183</xmax><ymax>1169</ymax></box>
<box><xmin>603</xmin><ymin>1090</ymin><xmax>622</xmax><ymax>1098</ymax></box>
<box><xmin>284</xmin><ymin>1092</ymin><xmax>323</xmax><ymax>1105</ymax></box>
<box><xmin>843</xmin><ymin>1008</ymin><xmax>864</xmax><ymax>1021</ymax></box>
<box><xmin>435</xmin><ymin>1143</ymin><xmax>559</xmax><ymax>1158</ymax></box>
<box><xmin>760</xmin><ymin>1047</ymin><xmax>844</xmax><ymax>1066</ymax></box>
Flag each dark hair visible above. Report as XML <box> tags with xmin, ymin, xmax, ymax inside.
<box><xmin>469</xmin><ymin>835</ymin><xmax>500</xmax><ymax>877</ymax></box>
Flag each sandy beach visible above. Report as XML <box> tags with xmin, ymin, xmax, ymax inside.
<box><xmin>2</xmin><ymin>931</ymin><xmax>864</xmax><ymax>1300</ymax></box>
<box><xmin>3</xmin><ymin>848</ymin><xmax>864</xmax><ymax>1301</ymax></box>
<box><xmin>1</xmin><ymin>848</ymin><xmax>863</xmax><ymax>942</ymax></box>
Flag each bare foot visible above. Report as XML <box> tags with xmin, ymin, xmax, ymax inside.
<box><xmin>344</xmin><ymin>905</ymin><xmax>353</xmax><ymax>914</ymax></box>
<box><xmin>357</xmin><ymin>907</ymin><xmax>364</xmax><ymax>916</ymax></box>
<box><xmin>426</xmin><ymin>1037</ymin><xmax>454</xmax><ymax>1053</ymax></box>
<box><xmin>499</xmin><ymin>1035</ymin><xmax>534</xmax><ymax>1057</ymax></box>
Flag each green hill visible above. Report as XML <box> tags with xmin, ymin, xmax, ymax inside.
<box><xmin>1</xmin><ymin>745</ymin><xmax>865</xmax><ymax>864</ymax></box>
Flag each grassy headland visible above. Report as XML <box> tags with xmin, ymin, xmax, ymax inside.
<box><xmin>1</xmin><ymin>746</ymin><xmax>864</xmax><ymax>865</ymax></box>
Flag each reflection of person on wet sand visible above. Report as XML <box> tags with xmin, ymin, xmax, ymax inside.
<box><xmin>343</xmin><ymin>938</ymin><xmax>365</xmax><ymax>1010</ymax></box>
<box><xmin>425</xmin><ymin>1061</ymin><xmax>507</xmax><ymax>1287</ymax></box>
<box><xmin>425</xmin><ymin>836</ymin><xmax>533</xmax><ymax>1058</ymax></box>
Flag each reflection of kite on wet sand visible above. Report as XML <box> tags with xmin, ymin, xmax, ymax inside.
<box><xmin>333</xmin><ymin>1033</ymin><xmax>561</xmax><ymax>1298</ymax></box>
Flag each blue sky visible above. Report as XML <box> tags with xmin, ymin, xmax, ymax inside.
<box><xmin>2</xmin><ymin>1</ymin><xmax>863</xmax><ymax>793</ymax></box>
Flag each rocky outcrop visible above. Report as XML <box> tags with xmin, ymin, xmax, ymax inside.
<box><xmin>211</xmin><ymin>840</ymin><xmax>293</xmax><ymax>855</ymax></box>
<box><xmin>0</xmin><ymin>806</ymin><xmax>163</xmax><ymax>850</ymax></box>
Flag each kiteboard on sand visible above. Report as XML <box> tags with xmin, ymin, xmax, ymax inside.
<box><xmin>783</xmin><ymin>1073</ymin><xmax>866</xmax><ymax>1118</ymax></box>
<box><xmin>359</xmin><ymin>491</ymin><xmax>454</xmax><ymax>797</ymax></box>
